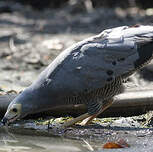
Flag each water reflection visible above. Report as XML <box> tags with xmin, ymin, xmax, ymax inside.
<box><xmin>0</xmin><ymin>130</ymin><xmax>88</xmax><ymax>152</ymax></box>
<box><xmin>0</xmin><ymin>125</ymin><xmax>153</xmax><ymax>152</ymax></box>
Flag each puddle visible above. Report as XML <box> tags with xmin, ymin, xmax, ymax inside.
<box><xmin>0</xmin><ymin>132</ymin><xmax>86</xmax><ymax>152</ymax></box>
<box><xmin>0</xmin><ymin>125</ymin><xmax>153</xmax><ymax>152</ymax></box>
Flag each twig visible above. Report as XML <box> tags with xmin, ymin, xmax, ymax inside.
<box><xmin>9</xmin><ymin>37</ymin><xmax>17</xmax><ymax>52</ymax></box>
<box><xmin>82</xmin><ymin>139</ymin><xmax>94</xmax><ymax>151</ymax></box>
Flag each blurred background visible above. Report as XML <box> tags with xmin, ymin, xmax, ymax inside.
<box><xmin>4</xmin><ymin>0</ymin><xmax>153</xmax><ymax>10</ymax></box>
<box><xmin>0</xmin><ymin>0</ymin><xmax>153</xmax><ymax>92</ymax></box>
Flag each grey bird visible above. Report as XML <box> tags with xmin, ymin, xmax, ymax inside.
<box><xmin>2</xmin><ymin>25</ymin><xmax>153</xmax><ymax>127</ymax></box>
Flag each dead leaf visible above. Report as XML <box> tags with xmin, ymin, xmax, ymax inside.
<box><xmin>103</xmin><ymin>142</ymin><xmax>123</xmax><ymax>149</ymax></box>
<box><xmin>103</xmin><ymin>139</ymin><xmax>130</xmax><ymax>149</ymax></box>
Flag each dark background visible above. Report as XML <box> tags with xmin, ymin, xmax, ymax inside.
<box><xmin>1</xmin><ymin>0</ymin><xmax>153</xmax><ymax>11</ymax></box>
<box><xmin>5</xmin><ymin>0</ymin><xmax>153</xmax><ymax>10</ymax></box>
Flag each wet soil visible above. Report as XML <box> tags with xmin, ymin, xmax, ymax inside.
<box><xmin>0</xmin><ymin>119</ymin><xmax>153</xmax><ymax>152</ymax></box>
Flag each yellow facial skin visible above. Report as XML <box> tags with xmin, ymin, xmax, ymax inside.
<box><xmin>3</xmin><ymin>104</ymin><xmax>22</xmax><ymax>123</ymax></box>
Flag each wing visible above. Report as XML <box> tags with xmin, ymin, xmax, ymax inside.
<box><xmin>32</xmin><ymin>25</ymin><xmax>153</xmax><ymax>98</ymax></box>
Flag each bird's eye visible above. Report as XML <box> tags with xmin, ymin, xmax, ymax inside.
<box><xmin>12</xmin><ymin>108</ymin><xmax>18</xmax><ymax>113</ymax></box>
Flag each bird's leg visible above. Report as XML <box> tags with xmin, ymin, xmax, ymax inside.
<box><xmin>80</xmin><ymin>99</ymin><xmax>113</xmax><ymax>125</ymax></box>
<box><xmin>62</xmin><ymin>113</ymin><xmax>90</xmax><ymax>128</ymax></box>
<box><xmin>62</xmin><ymin>99</ymin><xmax>113</xmax><ymax>128</ymax></box>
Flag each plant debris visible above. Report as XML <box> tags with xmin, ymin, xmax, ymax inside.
<box><xmin>103</xmin><ymin>139</ymin><xmax>130</xmax><ymax>149</ymax></box>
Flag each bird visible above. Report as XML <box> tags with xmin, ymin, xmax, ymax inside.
<box><xmin>2</xmin><ymin>24</ymin><xmax>153</xmax><ymax>127</ymax></box>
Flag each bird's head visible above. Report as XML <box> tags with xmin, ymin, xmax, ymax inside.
<box><xmin>1</xmin><ymin>88</ymin><xmax>41</xmax><ymax>125</ymax></box>
<box><xmin>1</xmin><ymin>103</ymin><xmax>22</xmax><ymax>125</ymax></box>
<box><xmin>1</xmin><ymin>85</ymin><xmax>55</xmax><ymax>125</ymax></box>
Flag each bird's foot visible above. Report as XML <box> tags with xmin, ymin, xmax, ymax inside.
<box><xmin>80</xmin><ymin>100</ymin><xmax>114</xmax><ymax>126</ymax></box>
<box><xmin>62</xmin><ymin>113</ymin><xmax>90</xmax><ymax>128</ymax></box>
<box><xmin>79</xmin><ymin>114</ymin><xmax>96</xmax><ymax>126</ymax></box>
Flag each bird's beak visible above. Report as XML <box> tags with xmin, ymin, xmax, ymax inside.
<box><xmin>1</xmin><ymin>117</ymin><xmax>8</xmax><ymax>125</ymax></box>
<box><xmin>1</xmin><ymin>113</ymin><xmax>18</xmax><ymax>125</ymax></box>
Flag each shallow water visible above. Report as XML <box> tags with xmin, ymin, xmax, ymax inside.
<box><xmin>0</xmin><ymin>133</ymin><xmax>87</xmax><ymax>152</ymax></box>
<box><xmin>0</xmin><ymin>128</ymin><xmax>153</xmax><ymax>152</ymax></box>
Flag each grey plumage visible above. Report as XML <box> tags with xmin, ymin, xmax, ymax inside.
<box><xmin>2</xmin><ymin>25</ymin><xmax>153</xmax><ymax>124</ymax></box>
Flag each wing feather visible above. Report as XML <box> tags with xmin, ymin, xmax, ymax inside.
<box><xmin>32</xmin><ymin>25</ymin><xmax>153</xmax><ymax>98</ymax></box>
<box><xmin>45</xmin><ymin>36</ymin><xmax>139</xmax><ymax>97</ymax></box>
